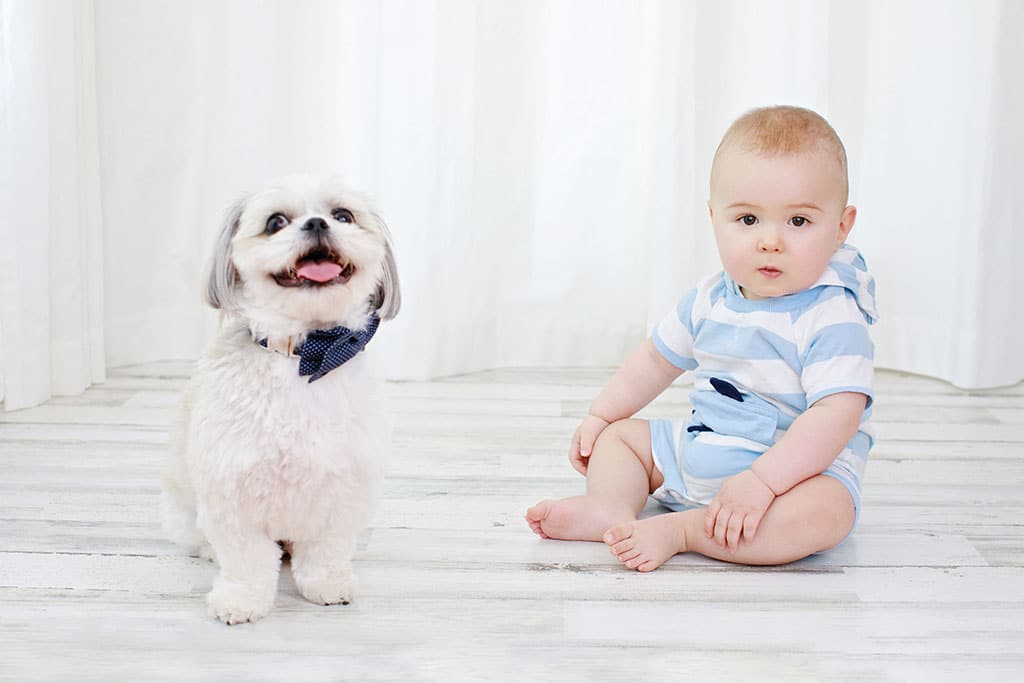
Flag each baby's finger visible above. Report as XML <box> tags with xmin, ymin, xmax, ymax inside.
<box><xmin>568</xmin><ymin>436</ymin><xmax>586</xmax><ymax>467</ymax></box>
<box><xmin>569</xmin><ymin>429</ymin><xmax>582</xmax><ymax>456</ymax></box>
<box><xmin>713</xmin><ymin>509</ymin><xmax>732</xmax><ymax>548</ymax></box>
<box><xmin>579</xmin><ymin>426</ymin><xmax>602</xmax><ymax>458</ymax></box>
<box><xmin>726</xmin><ymin>513</ymin><xmax>744</xmax><ymax>551</ymax></box>
<box><xmin>742</xmin><ymin>512</ymin><xmax>761</xmax><ymax>544</ymax></box>
<box><xmin>704</xmin><ymin>501</ymin><xmax>721</xmax><ymax>538</ymax></box>
<box><xmin>570</xmin><ymin>452</ymin><xmax>589</xmax><ymax>476</ymax></box>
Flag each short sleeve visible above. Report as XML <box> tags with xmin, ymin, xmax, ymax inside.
<box><xmin>651</xmin><ymin>287</ymin><xmax>699</xmax><ymax>371</ymax></box>
<box><xmin>800</xmin><ymin>295</ymin><xmax>875</xmax><ymax>408</ymax></box>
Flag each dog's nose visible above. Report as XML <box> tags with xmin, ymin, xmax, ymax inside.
<box><xmin>302</xmin><ymin>217</ymin><xmax>329</xmax><ymax>233</ymax></box>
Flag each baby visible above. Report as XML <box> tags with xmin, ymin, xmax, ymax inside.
<box><xmin>526</xmin><ymin>105</ymin><xmax>877</xmax><ymax>570</ymax></box>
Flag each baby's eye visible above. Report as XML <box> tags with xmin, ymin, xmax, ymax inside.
<box><xmin>739</xmin><ymin>215</ymin><xmax>758</xmax><ymax>226</ymax></box>
<box><xmin>790</xmin><ymin>216</ymin><xmax>809</xmax><ymax>227</ymax></box>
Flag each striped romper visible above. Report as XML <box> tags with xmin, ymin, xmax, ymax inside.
<box><xmin>649</xmin><ymin>244</ymin><xmax>878</xmax><ymax>519</ymax></box>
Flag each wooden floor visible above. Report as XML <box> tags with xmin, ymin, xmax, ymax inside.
<box><xmin>1</xmin><ymin>363</ymin><xmax>1022</xmax><ymax>682</ymax></box>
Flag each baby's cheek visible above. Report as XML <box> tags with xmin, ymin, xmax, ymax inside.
<box><xmin>719</xmin><ymin>252</ymin><xmax>747</xmax><ymax>280</ymax></box>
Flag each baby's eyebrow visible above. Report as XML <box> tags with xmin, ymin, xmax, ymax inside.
<box><xmin>724</xmin><ymin>202</ymin><xmax>825</xmax><ymax>212</ymax></box>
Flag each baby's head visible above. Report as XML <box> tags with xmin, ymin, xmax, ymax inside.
<box><xmin>708</xmin><ymin>105</ymin><xmax>856</xmax><ymax>300</ymax></box>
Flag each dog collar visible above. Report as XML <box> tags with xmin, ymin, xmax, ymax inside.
<box><xmin>254</xmin><ymin>314</ymin><xmax>380</xmax><ymax>383</ymax></box>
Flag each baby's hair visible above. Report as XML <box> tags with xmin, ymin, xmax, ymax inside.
<box><xmin>712</xmin><ymin>105</ymin><xmax>849</xmax><ymax>204</ymax></box>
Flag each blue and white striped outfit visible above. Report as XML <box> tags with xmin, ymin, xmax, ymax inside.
<box><xmin>649</xmin><ymin>243</ymin><xmax>878</xmax><ymax>517</ymax></box>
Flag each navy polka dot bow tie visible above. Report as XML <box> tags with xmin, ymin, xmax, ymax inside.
<box><xmin>260</xmin><ymin>314</ymin><xmax>380</xmax><ymax>383</ymax></box>
<box><xmin>298</xmin><ymin>314</ymin><xmax>380</xmax><ymax>382</ymax></box>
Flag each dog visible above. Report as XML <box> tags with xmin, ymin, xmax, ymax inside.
<box><xmin>161</xmin><ymin>175</ymin><xmax>400</xmax><ymax>624</ymax></box>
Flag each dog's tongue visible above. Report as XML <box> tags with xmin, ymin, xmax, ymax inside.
<box><xmin>296</xmin><ymin>259</ymin><xmax>342</xmax><ymax>283</ymax></box>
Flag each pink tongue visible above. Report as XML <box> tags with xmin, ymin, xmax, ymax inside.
<box><xmin>296</xmin><ymin>260</ymin><xmax>342</xmax><ymax>282</ymax></box>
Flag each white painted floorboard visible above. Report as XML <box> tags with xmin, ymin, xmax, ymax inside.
<box><xmin>1</xmin><ymin>363</ymin><xmax>1022</xmax><ymax>682</ymax></box>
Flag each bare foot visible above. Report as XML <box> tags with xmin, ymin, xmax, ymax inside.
<box><xmin>603</xmin><ymin>511</ymin><xmax>690</xmax><ymax>572</ymax></box>
<box><xmin>525</xmin><ymin>496</ymin><xmax>633</xmax><ymax>541</ymax></box>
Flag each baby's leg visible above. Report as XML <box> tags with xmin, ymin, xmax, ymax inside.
<box><xmin>605</xmin><ymin>474</ymin><xmax>855</xmax><ymax>570</ymax></box>
<box><xmin>526</xmin><ymin>419</ymin><xmax>663</xmax><ymax>541</ymax></box>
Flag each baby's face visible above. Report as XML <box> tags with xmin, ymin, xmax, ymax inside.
<box><xmin>708</xmin><ymin>146</ymin><xmax>855</xmax><ymax>300</ymax></box>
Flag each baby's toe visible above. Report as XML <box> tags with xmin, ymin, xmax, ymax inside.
<box><xmin>525</xmin><ymin>503</ymin><xmax>553</xmax><ymax>537</ymax></box>
<box><xmin>610</xmin><ymin>536</ymin><xmax>635</xmax><ymax>555</ymax></box>
<box><xmin>603</xmin><ymin>522</ymin><xmax>634</xmax><ymax>545</ymax></box>
<box><xmin>624</xmin><ymin>555</ymin><xmax>646</xmax><ymax>570</ymax></box>
<box><xmin>525</xmin><ymin>501</ymin><xmax>551</xmax><ymax>523</ymax></box>
<box><xmin>615</xmin><ymin>547</ymin><xmax>642</xmax><ymax>564</ymax></box>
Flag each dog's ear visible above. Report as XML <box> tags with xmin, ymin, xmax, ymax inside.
<box><xmin>205</xmin><ymin>196</ymin><xmax>247</xmax><ymax>311</ymax></box>
<box><xmin>371</xmin><ymin>213</ymin><xmax>401</xmax><ymax>320</ymax></box>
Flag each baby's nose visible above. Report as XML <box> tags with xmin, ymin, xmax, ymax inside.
<box><xmin>758</xmin><ymin>231</ymin><xmax>783</xmax><ymax>252</ymax></box>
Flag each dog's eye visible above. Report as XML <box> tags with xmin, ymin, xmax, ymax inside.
<box><xmin>331</xmin><ymin>208</ymin><xmax>354</xmax><ymax>224</ymax></box>
<box><xmin>265</xmin><ymin>213</ymin><xmax>289</xmax><ymax>235</ymax></box>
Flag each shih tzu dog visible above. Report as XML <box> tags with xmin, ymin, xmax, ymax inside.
<box><xmin>161</xmin><ymin>175</ymin><xmax>400</xmax><ymax>624</ymax></box>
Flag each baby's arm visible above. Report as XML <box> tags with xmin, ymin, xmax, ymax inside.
<box><xmin>570</xmin><ymin>338</ymin><xmax>683</xmax><ymax>475</ymax></box>
<box><xmin>590</xmin><ymin>337</ymin><xmax>683</xmax><ymax>422</ymax></box>
<box><xmin>750</xmin><ymin>392</ymin><xmax>867</xmax><ymax>495</ymax></box>
<box><xmin>704</xmin><ymin>391</ymin><xmax>867</xmax><ymax>550</ymax></box>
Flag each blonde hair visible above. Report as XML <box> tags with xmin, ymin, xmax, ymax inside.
<box><xmin>711</xmin><ymin>105</ymin><xmax>849</xmax><ymax>204</ymax></box>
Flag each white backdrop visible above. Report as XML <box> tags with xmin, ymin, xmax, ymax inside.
<box><xmin>2</xmin><ymin>0</ymin><xmax>1022</xmax><ymax>411</ymax></box>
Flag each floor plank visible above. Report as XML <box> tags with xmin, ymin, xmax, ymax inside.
<box><xmin>1</xmin><ymin>365</ymin><xmax>1022</xmax><ymax>682</ymax></box>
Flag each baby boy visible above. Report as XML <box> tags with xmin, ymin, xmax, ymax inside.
<box><xmin>526</xmin><ymin>105</ymin><xmax>877</xmax><ymax>570</ymax></box>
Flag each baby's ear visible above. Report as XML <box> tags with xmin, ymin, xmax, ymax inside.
<box><xmin>837</xmin><ymin>205</ymin><xmax>857</xmax><ymax>245</ymax></box>
<box><xmin>707</xmin><ymin>200</ymin><xmax>714</xmax><ymax>219</ymax></box>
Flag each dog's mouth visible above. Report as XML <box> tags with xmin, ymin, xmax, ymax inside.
<box><xmin>272</xmin><ymin>248</ymin><xmax>355</xmax><ymax>287</ymax></box>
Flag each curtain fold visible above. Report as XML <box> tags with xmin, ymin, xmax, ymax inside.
<box><xmin>1</xmin><ymin>0</ymin><xmax>105</xmax><ymax>411</ymax></box>
<box><xmin>2</xmin><ymin>0</ymin><xmax>1021</xmax><ymax>411</ymax></box>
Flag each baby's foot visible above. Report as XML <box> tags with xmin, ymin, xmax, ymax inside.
<box><xmin>603</xmin><ymin>513</ymin><xmax>688</xmax><ymax>572</ymax></box>
<box><xmin>525</xmin><ymin>496</ymin><xmax>632</xmax><ymax>542</ymax></box>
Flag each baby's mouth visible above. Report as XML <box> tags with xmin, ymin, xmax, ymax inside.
<box><xmin>272</xmin><ymin>248</ymin><xmax>355</xmax><ymax>287</ymax></box>
<box><xmin>758</xmin><ymin>267</ymin><xmax>782</xmax><ymax>279</ymax></box>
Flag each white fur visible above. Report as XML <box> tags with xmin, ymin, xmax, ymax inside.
<box><xmin>161</xmin><ymin>176</ymin><xmax>399</xmax><ymax>624</ymax></box>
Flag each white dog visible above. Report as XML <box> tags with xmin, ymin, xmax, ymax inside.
<box><xmin>161</xmin><ymin>176</ymin><xmax>400</xmax><ymax>624</ymax></box>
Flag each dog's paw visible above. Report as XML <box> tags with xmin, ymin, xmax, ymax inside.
<box><xmin>206</xmin><ymin>581</ymin><xmax>274</xmax><ymax>625</ymax></box>
<box><xmin>295</xmin><ymin>569</ymin><xmax>358</xmax><ymax>606</ymax></box>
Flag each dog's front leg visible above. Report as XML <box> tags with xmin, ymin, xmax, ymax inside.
<box><xmin>289</xmin><ymin>529</ymin><xmax>360</xmax><ymax>606</ymax></box>
<box><xmin>200</xmin><ymin>511</ymin><xmax>282</xmax><ymax>625</ymax></box>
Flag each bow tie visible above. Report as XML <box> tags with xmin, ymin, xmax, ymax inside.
<box><xmin>258</xmin><ymin>314</ymin><xmax>380</xmax><ymax>383</ymax></box>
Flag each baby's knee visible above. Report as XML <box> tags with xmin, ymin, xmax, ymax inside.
<box><xmin>593</xmin><ymin>419</ymin><xmax>633</xmax><ymax>449</ymax></box>
<box><xmin>810</xmin><ymin>479</ymin><xmax>856</xmax><ymax>550</ymax></box>
<box><xmin>593</xmin><ymin>419</ymin><xmax>653</xmax><ymax>464</ymax></box>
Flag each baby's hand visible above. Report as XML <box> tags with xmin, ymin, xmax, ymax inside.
<box><xmin>568</xmin><ymin>414</ymin><xmax>611</xmax><ymax>476</ymax></box>
<box><xmin>704</xmin><ymin>470</ymin><xmax>776</xmax><ymax>552</ymax></box>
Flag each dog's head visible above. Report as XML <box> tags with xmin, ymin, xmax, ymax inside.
<box><xmin>206</xmin><ymin>176</ymin><xmax>400</xmax><ymax>333</ymax></box>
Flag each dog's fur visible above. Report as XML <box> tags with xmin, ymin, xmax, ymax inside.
<box><xmin>161</xmin><ymin>176</ymin><xmax>400</xmax><ymax>624</ymax></box>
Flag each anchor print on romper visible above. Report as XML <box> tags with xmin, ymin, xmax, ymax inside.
<box><xmin>687</xmin><ymin>377</ymin><xmax>743</xmax><ymax>433</ymax></box>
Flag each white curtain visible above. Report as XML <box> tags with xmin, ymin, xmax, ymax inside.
<box><xmin>2</xmin><ymin>0</ymin><xmax>1022</xmax><ymax>411</ymax></box>
<box><xmin>0</xmin><ymin>0</ymin><xmax>105</xmax><ymax>411</ymax></box>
